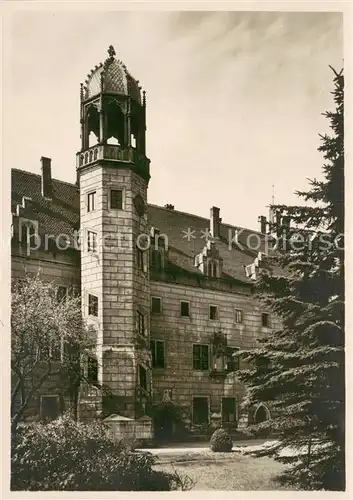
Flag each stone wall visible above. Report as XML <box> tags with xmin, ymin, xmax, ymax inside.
<box><xmin>149</xmin><ymin>280</ymin><xmax>281</xmax><ymax>431</ymax></box>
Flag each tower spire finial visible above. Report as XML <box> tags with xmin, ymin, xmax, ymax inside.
<box><xmin>107</xmin><ymin>45</ymin><xmax>116</xmax><ymax>58</ymax></box>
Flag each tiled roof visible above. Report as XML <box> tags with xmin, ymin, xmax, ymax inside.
<box><xmin>11</xmin><ymin>169</ymin><xmax>264</xmax><ymax>283</ymax></box>
<box><xmin>12</xmin><ymin>169</ymin><xmax>80</xmax><ymax>241</ymax></box>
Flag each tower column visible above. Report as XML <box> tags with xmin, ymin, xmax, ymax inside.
<box><xmin>99</xmin><ymin>110</ymin><xmax>105</xmax><ymax>144</ymax></box>
<box><xmin>126</xmin><ymin>98</ymin><xmax>131</xmax><ymax>146</ymax></box>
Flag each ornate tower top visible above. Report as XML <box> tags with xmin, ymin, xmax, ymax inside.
<box><xmin>82</xmin><ymin>45</ymin><xmax>142</xmax><ymax>103</ymax></box>
<box><xmin>107</xmin><ymin>44</ymin><xmax>116</xmax><ymax>58</ymax></box>
<box><xmin>77</xmin><ymin>45</ymin><xmax>150</xmax><ymax>182</ymax></box>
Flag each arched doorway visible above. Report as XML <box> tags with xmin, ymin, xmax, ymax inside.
<box><xmin>254</xmin><ymin>404</ymin><xmax>271</xmax><ymax>424</ymax></box>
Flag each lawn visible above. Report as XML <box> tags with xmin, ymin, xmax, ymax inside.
<box><xmin>153</xmin><ymin>450</ymin><xmax>287</xmax><ymax>490</ymax></box>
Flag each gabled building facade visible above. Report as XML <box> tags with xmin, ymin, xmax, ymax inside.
<box><xmin>11</xmin><ymin>46</ymin><xmax>280</xmax><ymax>439</ymax></box>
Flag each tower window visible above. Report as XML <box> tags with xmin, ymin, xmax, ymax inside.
<box><xmin>110</xmin><ymin>189</ymin><xmax>123</xmax><ymax>210</ymax></box>
<box><xmin>138</xmin><ymin>364</ymin><xmax>147</xmax><ymax>391</ymax></box>
<box><xmin>88</xmin><ymin>294</ymin><xmax>98</xmax><ymax>317</ymax></box>
<box><xmin>180</xmin><ymin>301</ymin><xmax>190</xmax><ymax>317</ymax></box>
<box><xmin>87</xmin><ymin>231</ymin><xmax>97</xmax><ymax>253</ymax></box>
<box><xmin>235</xmin><ymin>309</ymin><xmax>243</xmax><ymax>324</ymax></box>
<box><xmin>151</xmin><ymin>340</ymin><xmax>165</xmax><ymax>368</ymax></box>
<box><xmin>87</xmin><ymin>354</ymin><xmax>98</xmax><ymax>384</ymax></box>
<box><xmin>87</xmin><ymin>191</ymin><xmax>96</xmax><ymax>212</ymax></box>
<box><xmin>209</xmin><ymin>305</ymin><xmax>219</xmax><ymax>320</ymax></box>
<box><xmin>151</xmin><ymin>296</ymin><xmax>162</xmax><ymax>314</ymax></box>
<box><xmin>136</xmin><ymin>247</ymin><xmax>145</xmax><ymax>271</ymax></box>
<box><xmin>137</xmin><ymin>310</ymin><xmax>145</xmax><ymax>337</ymax></box>
<box><xmin>262</xmin><ymin>313</ymin><xmax>271</xmax><ymax>328</ymax></box>
<box><xmin>193</xmin><ymin>344</ymin><xmax>209</xmax><ymax>371</ymax></box>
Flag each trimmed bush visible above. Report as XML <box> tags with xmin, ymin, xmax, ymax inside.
<box><xmin>11</xmin><ymin>414</ymin><xmax>184</xmax><ymax>491</ymax></box>
<box><xmin>209</xmin><ymin>428</ymin><xmax>233</xmax><ymax>453</ymax></box>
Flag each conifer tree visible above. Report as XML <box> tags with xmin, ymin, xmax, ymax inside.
<box><xmin>238</xmin><ymin>67</ymin><xmax>344</xmax><ymax>491</ymax></box>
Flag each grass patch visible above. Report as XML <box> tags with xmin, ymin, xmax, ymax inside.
<box><xmin>154</xmin><ymin>451</ymin><xmax>288</xmax><ymax>490</ymax></box>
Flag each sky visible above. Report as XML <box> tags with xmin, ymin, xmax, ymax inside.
<box><xmin>8</xmin><ymin>10</ymin><xmax>343</xmax><ymax>231</ymax></box>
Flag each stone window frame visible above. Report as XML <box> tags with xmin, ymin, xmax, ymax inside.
<box><xmin>151</xmin><ymin>296</ymin><xmax>162</xmax><ymax>314</ymax></box>
<box><xmin>86</xmin><ymin>190</ymin><xmax>97</xmax><ymax>213</ymax></box>
<box><xmin>18</xmin><ymin>218</ymin><xmax>39</xmax><ymax>245</ymax></box>
<box><xmin>221</xmin><ymin>396</ymin><xmax>238</xmax><ymax>424</ymax></box>
<box><xmin>88</xmin><ymin>293</ymin><xmax>99</xmax><ymax>317</ymax></box>
<box><xmin>87</xmin><ymin>229</ymin><xmax>98</xmax><ymax>254</ymax></box>
<box><xmin>226</xmin><ymin>346</ymin><xmax>240</xmax><ymax>372</ymax></box>
<box><xmin>108</xmin><ymin>187</ymin><xmax>125</xmax><ymax>211</ymax></box>
<box><xmin>234</xmin><ymin>308</ymin><xmax>243</xmax><ymax>324</ymax></box>
<box><xmin>209</xmin><ymin>304</ymin><xmax>219</xmax><ymax>321</ymax></box>
<box><xmin>87</xmin><ymin>353</ymin><xmax>99</xmax><ymax>385</ymax></box>
<box><xmin>261</xmin><ymin>312</ymin><xmax>271</xmax><ymax>328</ymax></box>
<box><xmin>136</xmin><ymin>309</ymin><xmax>146</xmax><ymax>337</ymax></box>
<box><xmin>192</xmin><ymin>343</ymin><xmax>210</xmax><ymax>371</ymax></box>
<box><xmin>150</xmin><ymin>339</ymin><xmax>165</xmax><ymax>369</ymax></box>
<box><xmin>40</xmin><ymin>394</ymin><xmax>60</xmax><ymax>421</ymax></box>
<box><xmin>138</xmin><ymin>363</ymin><xmax>149</xmax><ymax>393</ymax></box>
<box><xmin>180</xmin><ymin>300</ymin><xmax>191</xmax><ymax>318</ymax></box>
<box><xmin>192</xmin><ymin>395</ymin><xmax>210</xmax><ymax>425</ymax></box>
<box><xmin>136</xmin><ymin>245</ymin><xmax>147</xmax><ymax>273</ymax></box>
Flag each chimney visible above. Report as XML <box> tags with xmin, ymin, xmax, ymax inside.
<box><xmin>41</xmin><ymin>156</ymin><xmax>52</xmax><ymax>198</ymax></box>
<box><xmin>258</xmin><ymin>215</ymin><xmax>267</xmax><ymax>234</ymax></box>
<box><xmin>210</xmin><ymin>206</ymin><xmax>220</xmax><ymax>238</ymax></box>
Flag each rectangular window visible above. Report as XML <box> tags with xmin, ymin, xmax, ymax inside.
<box><xmin>151</xmin><ymin>297</ymin><xmax>162</xmax><ymax>314</ymax></box>
<box><xmin>87</xmin><ymin>355</ymin><xmax>98</xmax><ymax>384</ymax></box>
<box><xmin>235</xmin><ymin>309</ymin><xmax>243</xmax><ymax>324</ymax></box>
<box><xmin>57</xmin><ymin>286</ymin><xmax>68</xmax><ymax>302</ymax></box>
<box><xmin>151</xmin><ymin>340</ymin><xmax>165</xmax><ymax>368</ymax></box>
<box><xmin>262</xmin><ymin>313</ymin><xmax>271</xmax><ymax>328</ymax></box>
<box><xmin>139</xmin><ymin>364</ymin><xmax>147</xmax><ymax>391</ymax></box>
<box><xmin>192</xmin><ymin>396</ymin><xmax>209</xmax><ymax>425</ymax></box>
<box><xmin>88</xmin><ymin>294</ymin><xmax>98</xmax><ymax>317</ymax></box>
<box><xmin>137</xmin><ymin>310</ymin><xmax>145</xmax><ymax>336</ymax></box>
<box><xmin>87</xmin><ymin>231</ymin><xmax>97</xmax><ymax>253</ymax></box>
<box><xmin>209</xmin><ymin>305</ymin><xmax>219</xmax><ymax>320</ymax></box>
<box><xmin>87</xmin><ymin>191</ymin><xmax>96</xmax><ymax>212</ymax></box>
<box><xmin>40</xmin><ymin>395</ymin><xmax>60</xmax><ymax>421</ymax></box>
<box><xmin>180</xmin><ymin>301</ymin><xmax>190</xmax><ymax>317</ymax></box>
<box><xmin>222</xmin><ymin>397</ymin><xmax>237</xmax><ymax>423</ymax></box>
<box><xmin>136</xmin><ymin>247</ymin><xmax>144</xmax><ymax>270</ymax></box>
<box><xmin>226</xmin><ymin>347</ymin><xmax>240</xmax><ymax>372</ymax></box>
<box><xmin>110</xmin><ymin>189</ymin><xmax>123</xmax><ymax>210</ymax></box>
<box><xmin>193</xmin><ymin>344</ymin><xmax>209</xmax><ymax>371</ymax></box>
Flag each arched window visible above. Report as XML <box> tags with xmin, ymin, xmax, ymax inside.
<box><xmin>151</xmin><ymin>249</ymin><xmax>163</xmax><ymax>271</ymax></box>
<box><xmin>89</xmin><ymin>131</ymin><xmax>98</xmax><ymax>148</ymax></box>
<box><xmin>213</xmin><ymin>261</ymin><xmax>218</xmax><ymax>278</ymax></box>
<box><xmin>107</xmin><ymin>136</ymin><xmax>120</xmax><ymax>145</ymax></box>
